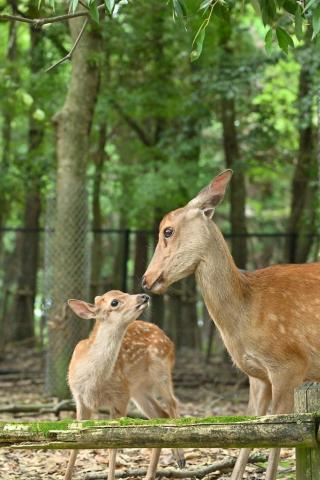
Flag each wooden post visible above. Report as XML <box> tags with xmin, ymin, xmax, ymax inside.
<box><xmin>294</xmin><ymin>383</ymin><xmax>320</xmax><ymax>480</ymax></box>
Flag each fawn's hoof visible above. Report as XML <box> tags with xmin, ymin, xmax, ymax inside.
<box><xmin>177</xmin><ymin>458</ymin><xmax>186</xmax><ymax>469</ymax></box>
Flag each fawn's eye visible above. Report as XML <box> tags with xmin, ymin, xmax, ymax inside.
<box><xmin>110</xmin><ymin>299</ymin><xmax>119</xmax><ymax>308</ymax></box>
<box><xmin>163</xmin><ymin>227</ymin><xmax>174</xmax><ymax>239</ymax></box>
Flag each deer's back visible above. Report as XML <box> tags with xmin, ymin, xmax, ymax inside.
<box><xmin>240</xmin><ymin>262</ymin><xmax>320</xmax><ymax>381</ymax></box>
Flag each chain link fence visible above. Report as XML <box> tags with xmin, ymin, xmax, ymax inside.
<box><xmin>43</xmin><ymin>185</ymin><xmax>91</xmax><ymax>397</ymax></box>
<box><xmin>0</xmin><ymin>220</ymin><xmax>319</xmax><ymax>396</ymax></box>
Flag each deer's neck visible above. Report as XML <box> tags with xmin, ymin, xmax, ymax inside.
<box><xmin>195</xmin><ymin>222</ymin><xmax>250</xmax><ymax>337</ymax></box>
<box><xmin>87</xmin><ymin>320</ymin><xmax>128</xmax><ymax>377</ymax></box>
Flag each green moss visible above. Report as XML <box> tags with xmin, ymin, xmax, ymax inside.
<box><xmin>0</xmin><ymin>412</ymin><xmax>316</xmax><ymax>437</ymax></box>
<box><xmin>114</xmin><ymin>415</ymin><xmax>256</xmax><ymax>426</ymax></box>
<box><xmin>0</xmin><ymin>415</ymin><xmax>260</xmax><ymax>437</ymax></box>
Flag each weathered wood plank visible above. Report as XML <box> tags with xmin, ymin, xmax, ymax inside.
<box><xmin>0</xmin><ymin>414</ymin><xmax>317</xmax><ymax>450</ymax></box>
<box><xmin>295</xmin><ymin>383</ymin><xmax>320</xmax><ymax>480</ymax></box>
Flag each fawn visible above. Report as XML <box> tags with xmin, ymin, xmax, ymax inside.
<box><xmin>65</xmin><ymin>290</ymin><xmax>184</xmax><ymax>480</ymax></box>
<box><xmin>143</xmin><ymin>169</ymin><xmax>320</xmax><ymax>480</ymax></box>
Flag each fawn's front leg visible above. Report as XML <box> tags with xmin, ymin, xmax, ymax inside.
<box><xmin>108</xmin><ymin>401</ymin><xmax>129</xmax><ymax>480</ymax></box>
<box><xmin>64</xmin><ymin>400</ymin><xmax>92</xmax><ymax>480</ymax></box>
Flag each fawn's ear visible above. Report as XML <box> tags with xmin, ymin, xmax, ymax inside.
<box><xmin>187</xmin><ymin>169</ymin><xmax>233</xmax><ymax>218</ymax></box>
<box><xmin>68</xmin><ymin>299</ymin><xmax>97</xmax><ymax>319</ymax></box>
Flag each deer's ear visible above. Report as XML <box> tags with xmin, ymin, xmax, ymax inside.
<box><xmin>187</xmin><ymin>169</ymin><xmax>233</xmax><ymax>217</ymax></box>
<box><xmin>68</xmin><ymin>299</ymin><xmax>97</xmax><ymax>319</ymax></box>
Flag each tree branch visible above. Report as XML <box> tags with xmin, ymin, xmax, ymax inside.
<box><xmin>85</xmin><ymin>453</ymin><xmax>267</xmax><ymax>479</ymax></box>
<box><xmin>45</xmin><ymin>17</ymin><xmax>89</xmax><ymax>72</ymax></box>
<box><xmin>0</xmin><ymin>4</ymin><xmax>105</xmax><ymax>27</ymax></box>
<box><xmin>111</xmin><ymin>100</ymin><xmax>154</xmax><ymax>147</ymax></box>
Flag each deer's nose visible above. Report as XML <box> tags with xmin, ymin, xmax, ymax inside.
<box><xmin>140</xmin><ymin>294</ymin><xmax>150</xmax><ymax>303</ymax></box>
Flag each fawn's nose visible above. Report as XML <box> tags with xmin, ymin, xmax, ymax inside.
<box><xmin>139</xmin><ymin>294</ymin><xmax>150</xmax><ymax>303</ymax></box>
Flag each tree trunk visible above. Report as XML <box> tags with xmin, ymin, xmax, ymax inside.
<box><xmin>12</xmin><ymin>188</ymin><xmax>41</xmax><ymax>341</ymax></box>
<box><xmin>11</xmin><ymin>27</ymin><xmax>43</xmax><ymax>341</ymax></box>
<box><xmin>151</xmin><ymin>214</ymin><xmax>165</xmax><ymax>328</ymax></box>
<box><xmin>0</xmin><ymin>21</ymin><xmax>18</xmax><ymax>351</ymax></box>
<box><xmin>45</xmin><ymin>16</ymin><xmax>102</xmax><ymax>398</ymax></box>
<box><xmin>285</xmin><ymin>43</ymin><xmax>317</xmax><ymax>263</ymax></box>
<box><xmin>221</xmin><ymin>96</ymin><xmax>247</xmax><ymax>269</ymax></box>
<box><xmin>133</xmin><ymin>231</ymin><xmax>148</xmax><ymax>292</ymax></box>
<box><xmin>90</xmin><ymin>123</ymin><xmax>107</xmax><ymax>300</ymax></box>
<box><xmin>112</xmin><ymin>215</ymin><xmax>129</xmax><ymax>291</ymax></box>
<box><xmin>0</xmin><ymin>20</ymin><xmax>17</xmax><ymax>258</ymax></box>
<box><xmin>173</xmin><ymin>277</ymin><xmax>198</xmax><ymax>350</ymax></box>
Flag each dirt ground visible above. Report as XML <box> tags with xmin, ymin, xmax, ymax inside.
<box><xmin>0</xmin><ymin>344</ymin><xmax>295</xmax><ymax>480</ymax></box>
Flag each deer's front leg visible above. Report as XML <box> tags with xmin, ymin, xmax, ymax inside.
<box><xmin>265</xmin><ymin>369</ymin><xmax>303</xmax><ymax>480</ymax></box>
<box><xmin>231</xmin><ymin>376</ymin><xmax>271</xmax><ymax>480</ymax></box>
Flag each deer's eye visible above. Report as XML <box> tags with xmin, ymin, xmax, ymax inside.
<box><xmin>163</xmin><ymin>227</ymin><xmax>174</xmax><ymax>239</ymax></box>
<box><xmin>111</xmin><ymin>299</ymin><xmax>119</xmax><ymax>308</ymax></box>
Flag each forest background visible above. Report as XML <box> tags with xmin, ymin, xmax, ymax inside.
<box><xmin>0</xmin><ymin>0</ymin><xmax>319</xmax><ymax>397</ymax></box>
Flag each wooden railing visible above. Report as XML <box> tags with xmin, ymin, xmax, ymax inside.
<box><xmin>0</xmin><ymin>383</ymin><xmax>320</xmax><ymax>479</ymax></box>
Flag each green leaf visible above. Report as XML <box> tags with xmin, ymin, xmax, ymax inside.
<box><xmin>276</xmin><ymin>26</ymin><xmax>294</xmax><ymax>53</ymax></box>
<box><xmin>200</xmin><ymin>0</ymin><xmax>212</xmax><ymax>11</ymax></box>
<box><xmin>312</xmin><ymin>5</ymin><xmax>320</xmax><ymax>39</ymax></box>
<box><xmin>295</xmin><ymin>7</ymin><xmax>303</xmax><ymax>40</ymax></box>
<box><xmin>265</xmin><ymin>28</ymin><xmax>273</xmax><ymax>55</ymax></box>
<box><xmin>71</xmin><ymin>0</ymin><xmax>79</xmax><ymax>13</ymax></box>
<box><xmin>104</xmin><ymin>0</ymin><xmax>115</xmax><ymax>14</ymax></box>
<box><xmin>190</xmin><ymin>28</ymin><xmax>205</xmax><ymax>62</ymax></box>
<box><xmin>172</xmin><ymin>0</ymin><xmax>187</xmax><ymax>21</ymax></box>
<box><xmin>303</xmin><ymin>0</ymin><xmax>318</xmax><ymax>12</ymax></box>
<box><xmin>283</xmin><ymin>0</ymin><xmax>298</xmax><ymax>15</ymax></box>
<box><xmin>259</xmin><ymin>0</ymin><xmax>277</xmax><ymax>26</ymax></box>
<box><xmin>88</xmin><ymin>0</ymin><xmax>99</xmax><ymax>23</ymax></box>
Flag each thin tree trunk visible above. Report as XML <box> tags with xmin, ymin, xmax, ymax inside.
<box><xmin>285</xmin><ymin>41</ymin><xmax>317</xmax><ymax>263</ymax></box>
<box><xmin>151</xmin><ymin>214</ymin><xmax>165</xmax><ymax>328</ymax></box>
<box><xmin>221</xmin><ymin>96</ymin><xmax>247</xmax><ymax>269</ymax></box>
<box><xmin>177</xmin><ymin>277</ymin><xmax>198</xmax><ymax>350</ymax></box>
<box><xmin>13</xmin><ymin>188</ymin><xmax>41</xmax><ymax>340</ymax></box>
<box><xmin>0</xmin><ymin>20</ymin><xmax>17</xmax><ymax>259</ymax></box>
<box><xmin>167</xmin><ymin>288</ymin><xmax>182</xmax><ymax>344</ymax></box>
<box><xmin>0</xmin><ymin>20</ymin><xmax>18</xmax><ymax>351</ymax></box>
<box><xmin>12</xmin><ymin>27</ymin><xmax>44</xmax><ymax>341</ymax></box>
<box><xmin>133</xmin><ymin>231</ymin><xmax>148</xmax><ymax>292</ymax></box>
<box><xmin>46</xmin><ymin>16</ymin><xmax>102</xmax><ymax>398</ymax></box>
<box><xmin>90</xmin><ymin>123</ymin><xmax>107</xmax><ymax>300</ymax></box>
<box><xmin>113</xmin><ymin>214</ymin><xmax>128</xmax><ymax>291</ymax></box>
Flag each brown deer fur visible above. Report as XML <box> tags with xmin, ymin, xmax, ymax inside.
<box><xmin>65</xmin><ymin>290</ymin><xmax>184</xmax><ymax>480</ymax></box>
<box><xmin>142</xmin><ymin>169</ymin><xmax>320</xmax><ymax>480</ymax></box>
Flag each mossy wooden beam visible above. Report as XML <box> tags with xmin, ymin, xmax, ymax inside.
<box><xmin>0</xmin><ymin>413</ymin><xmax>318</xmax><ymax>450</ymax></box>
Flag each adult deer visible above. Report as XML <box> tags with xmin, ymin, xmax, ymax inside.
<box><xmin>142</xmin><ymin>169</ymin><xmax>320</xmax><ymax>480</ymax></box>
<box><xmin>65</xmin><ymin>290</ymin><xmax>184</xmax><ymax>480</ymax></box>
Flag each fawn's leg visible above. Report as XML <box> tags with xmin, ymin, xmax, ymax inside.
<box><xmin>108</xmin><ymin>401</ymin><xmax>129</xmax><ymax>480</ymax></box>
<box><xmin>64</xmin><ymin>400</ymin><xmax>91</xmax><ymax>480</ymax></box>
<box><xmin>231</xmin><ymin>377</ymin><xmax>272</xmax><ymax>480</ymax></box>
<box><xmin>156</xmin><ymin>377</ymin><xmax>185</xmax><ymax>468</ymax></box>
<box><xmin>133</xmin><ymin>391</ymin><xmax>173</xmax><ymax>480</ymax></box>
